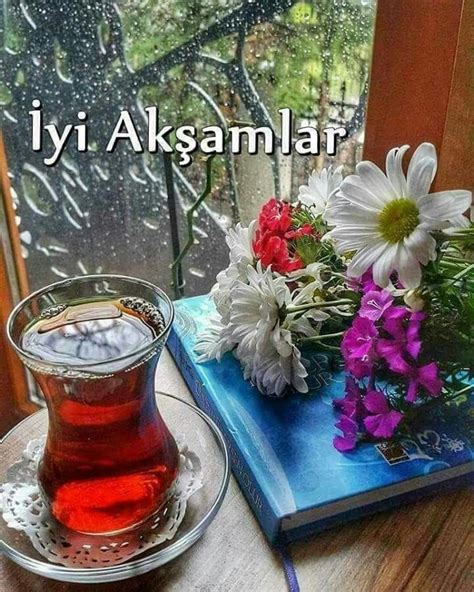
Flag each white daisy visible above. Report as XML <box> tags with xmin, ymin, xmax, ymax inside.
<box><xmin>325</xmin><ymin>143</ymin><xmax>472</xmax><ymax>289</ymax></box>
<box><xmin>444</xmin><ymin>204</ymin><xmax>472</xmax><ymax>234</ymax></box>
<box><xmin>297</xmin><ymin>165</ymin><xmax>343</xmax><ymax>218</ymax></box>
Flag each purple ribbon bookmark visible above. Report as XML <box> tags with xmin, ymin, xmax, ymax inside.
<box><xmin>276</xmin><ymin>541</ymin><xmax>300</xmax><ymax>592</ymax></box>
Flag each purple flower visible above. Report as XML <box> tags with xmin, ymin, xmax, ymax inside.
<box><xmin>406</xmin><ymin>362</ymin><xmax>443</xmax><ymax>403</ymax></box>
<box><xmin>405</xmin><ymin>312</ymin><xmax>425</xmax><ymax>358</ymax></box>
<box><xmin>383</xmin><ymin>305</ymin><xmax>411</xmax><ymax>326</ymax></box>
<box><xmin>378</xmin><ymin>308</ymin><xmax>425</xmax><ymax>371</ymax></box>
<box><xmin>376</xmin><ymin>339</ymin><xmax>410</xmax><ymax>374</ymax></box>
<box><xmin>333</xmin><ymin>415</ymin><xmax>358</xmax><ymax>452</ymax></box>
<box><xmin>384</xmin><ymin>308</ymin><xmax>425</xmax><ymax>346</ymax></box>
<box><xmin>334</xmin><ymin>377</ymin><xmax>366</xmax><ymax>420</ymax></box>
<box><xmin>359</xmin><ymin>290</ymin><xmax>393</xmax><ymax>321</ymax></box>
<box><xmin>342</xmin><ymin>316</ymin><xmax>378</xmax><ymax>379</ymax></box>
<box><xmin>363</xmin><ymin>390</ymin><xmax>403</xmax><ymax>439</ymax></box>
<box><xmin>347</xmin><ymin>270</ymin><xmax>379</xmax><ymax>294</ymax></box>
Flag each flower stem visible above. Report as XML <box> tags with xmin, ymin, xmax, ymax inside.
<box><xmin>439</xmin><ymin>260</ymin><xmax>465</xmax><ymax>270</ymax></box>
<box><xmin>310</xmin><ymin>342</ymin><xmax>340</xmax><ymax>352</ymax></box>
<box><xmin>300</xmin><ymin>331</ymin><xmax>344</xmax><ymax>343</ymax></box>
<box><xmin>436</xmin><ymin>229</ymin><xmax>474</xmax><ymax>242</ymax></box>
<box><xmin>453</xmin><ymin>263</ymin><xmax>474</xmax><ymax>280</ymax></box>
<box><xmin>401</xmin><ymin>384</ymin><xmax>472</xmax><ymax>422</ymax></box>
<box><xmin>441</xmin><ymin>255</ymin><xmax>466</xmax><ymax>264</ymax></box>
<box><xmin>450</xmin><ymin>384</ymin><xmax>473</xmax><ymax>397</ymax></box>
<box><xmin>286</xmin><ymin>299</ymin><xmax>353</xmax><ymax>314</ymax></box>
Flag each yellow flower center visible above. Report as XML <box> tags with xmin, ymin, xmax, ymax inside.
<box><xmin>378</xmin><ymin>198</ymin><xmax>419</xmax><ymax>244</ymax></box>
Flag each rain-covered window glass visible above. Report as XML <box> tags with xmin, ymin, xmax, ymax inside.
<box><xmin>1</xmin><ymin>0</ymin><xmax>376</xmax><ymax>297</ymax></box>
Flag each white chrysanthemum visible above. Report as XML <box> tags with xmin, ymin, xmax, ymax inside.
<box><xmin>226</xmin><ymin>220</ymin><xmax>256</xmax><ymax>266</ymax></box>
<box><xmin>325</xmin><ymin>143</ymin><xmax>472</xmax><ymax>289</ymax></box>
<box><xmin>196</xmin><ymin>259</ymin><xmax>339</xmax><ymax>396</ymax></box>
<box><xmin>210</xmin><ymin>221</ymin><xmax>256</xmax><ymax>318</ymax></box>
<box><xmin>240</xmin><ymin>326</ymin><xmax>308</xmax><ymax>397</ymax></box>
<box><xmin>211</xmin><ymin>264</ymin><xmax>239</xmax><ymax>321</ymax></box>
<box><xmin>194</xmin><ymin>316</ymin><xmax>235</xmax><ymax>362</ymax></box>
<box><xmin>230</xmin><ymin>264</ymin><xmax>290</xmax><ymax>356</ymax></box>
<box><xmin>197</xmin><ymin>222</ymin><xmax>257</xmax><ymax>360</ymax></box>
<box><xmin>287</xmin><ymin>263</ymin><xmax>330</xmax><ymax>335</ymax></box>
<box><xmin>230</xmin><ymin>265</ymin><xmax>308</xmax><ymax>397</ymax></box>
<box><xmin>297</xmin><ymin>165</ymin><xmax>343</xmax><ymax>218</ymax></box>
<box><xmin>287</xmin><ymin>262</ymin><xmax>327</xmax><ymax>284</ymax></box>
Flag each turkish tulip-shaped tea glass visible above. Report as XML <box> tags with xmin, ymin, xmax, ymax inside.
<box><xmin>7</xmin><ymin>275</ymin><xmax>179</xmax><ymax>535</ymax></box>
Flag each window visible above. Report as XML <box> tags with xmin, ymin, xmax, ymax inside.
<box><xmin>1</xmin><ymin>0</ymin><xmax>469</xmax><ymax>416</ymax></box>
<box><xmin>1</xmin><ymin>0</ymin><xmax>376</xmax><ymax>298</ymax></box>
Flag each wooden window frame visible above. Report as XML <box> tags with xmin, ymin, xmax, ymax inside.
<box><xmin>363</xmin><ymin>0</ymin><xmax>472</xmax><ymax>191</ymax></box>
<box><xmin>1</xmin><ymin>134</ymin><xmax>36</xmax><ymax>428</ymax></box>
<box><xmin>0</xmin><ymin>0</ymin><xmax>472</xmax><ymax>423</ymax></box>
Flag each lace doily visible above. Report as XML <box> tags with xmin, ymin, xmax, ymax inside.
<box><xmin>1</xmin><ymin>435</ymin><xmax>203</xmax><ymax>568</ymax></box>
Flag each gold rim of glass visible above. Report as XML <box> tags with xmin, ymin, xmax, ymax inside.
<box><xmin>6</xmin><ymin>273</ymin><xmax>175</xmax><ymax>370</ymax></box>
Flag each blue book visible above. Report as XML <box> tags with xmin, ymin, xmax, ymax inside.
<box><xmin>168</xmin><ymin>295</ymin><xmax>474</xmax><ymax>543</ymax></box>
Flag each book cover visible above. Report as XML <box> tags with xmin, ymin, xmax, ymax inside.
<box><xmin>168</xmin><ymin>295</ymin><xmax>473</xmax><ymax>543</ymax></box>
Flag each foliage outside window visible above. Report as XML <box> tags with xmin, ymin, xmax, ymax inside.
<box><xmin>1</xmin><ymin>0</ymin><xmax>376</xmax><ymax>296</ymax></box>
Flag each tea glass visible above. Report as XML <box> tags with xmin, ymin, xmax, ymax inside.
<box><xmin>7</xmin><ymin>274</ymin><xmax>179</xmax><ymax>535</ymax></box>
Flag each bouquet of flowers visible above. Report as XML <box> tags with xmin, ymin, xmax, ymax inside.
<box><xmin>196</xmin><ymin>143</ymin><xmax>473</xmax><ymax>451</ymax></box>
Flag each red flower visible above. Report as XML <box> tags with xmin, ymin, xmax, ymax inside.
<box><xmin>252</xmin><ymin>198</ymin><xmax>310</xmax><ymax>275</ymax></box>
<box><xmin>285</xmin><ymin>223</ymin><xmax>314</xmax><ymax>240</ymax></box>
<box><xmin>258</xmin><ymin>198</ymin><xmax>292</xmax><ymax>233</ymax></box>
<box><xmin>257</xmin><ymin>234</ymin><xmax>303</xmax><ymax>273</ymax></box>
